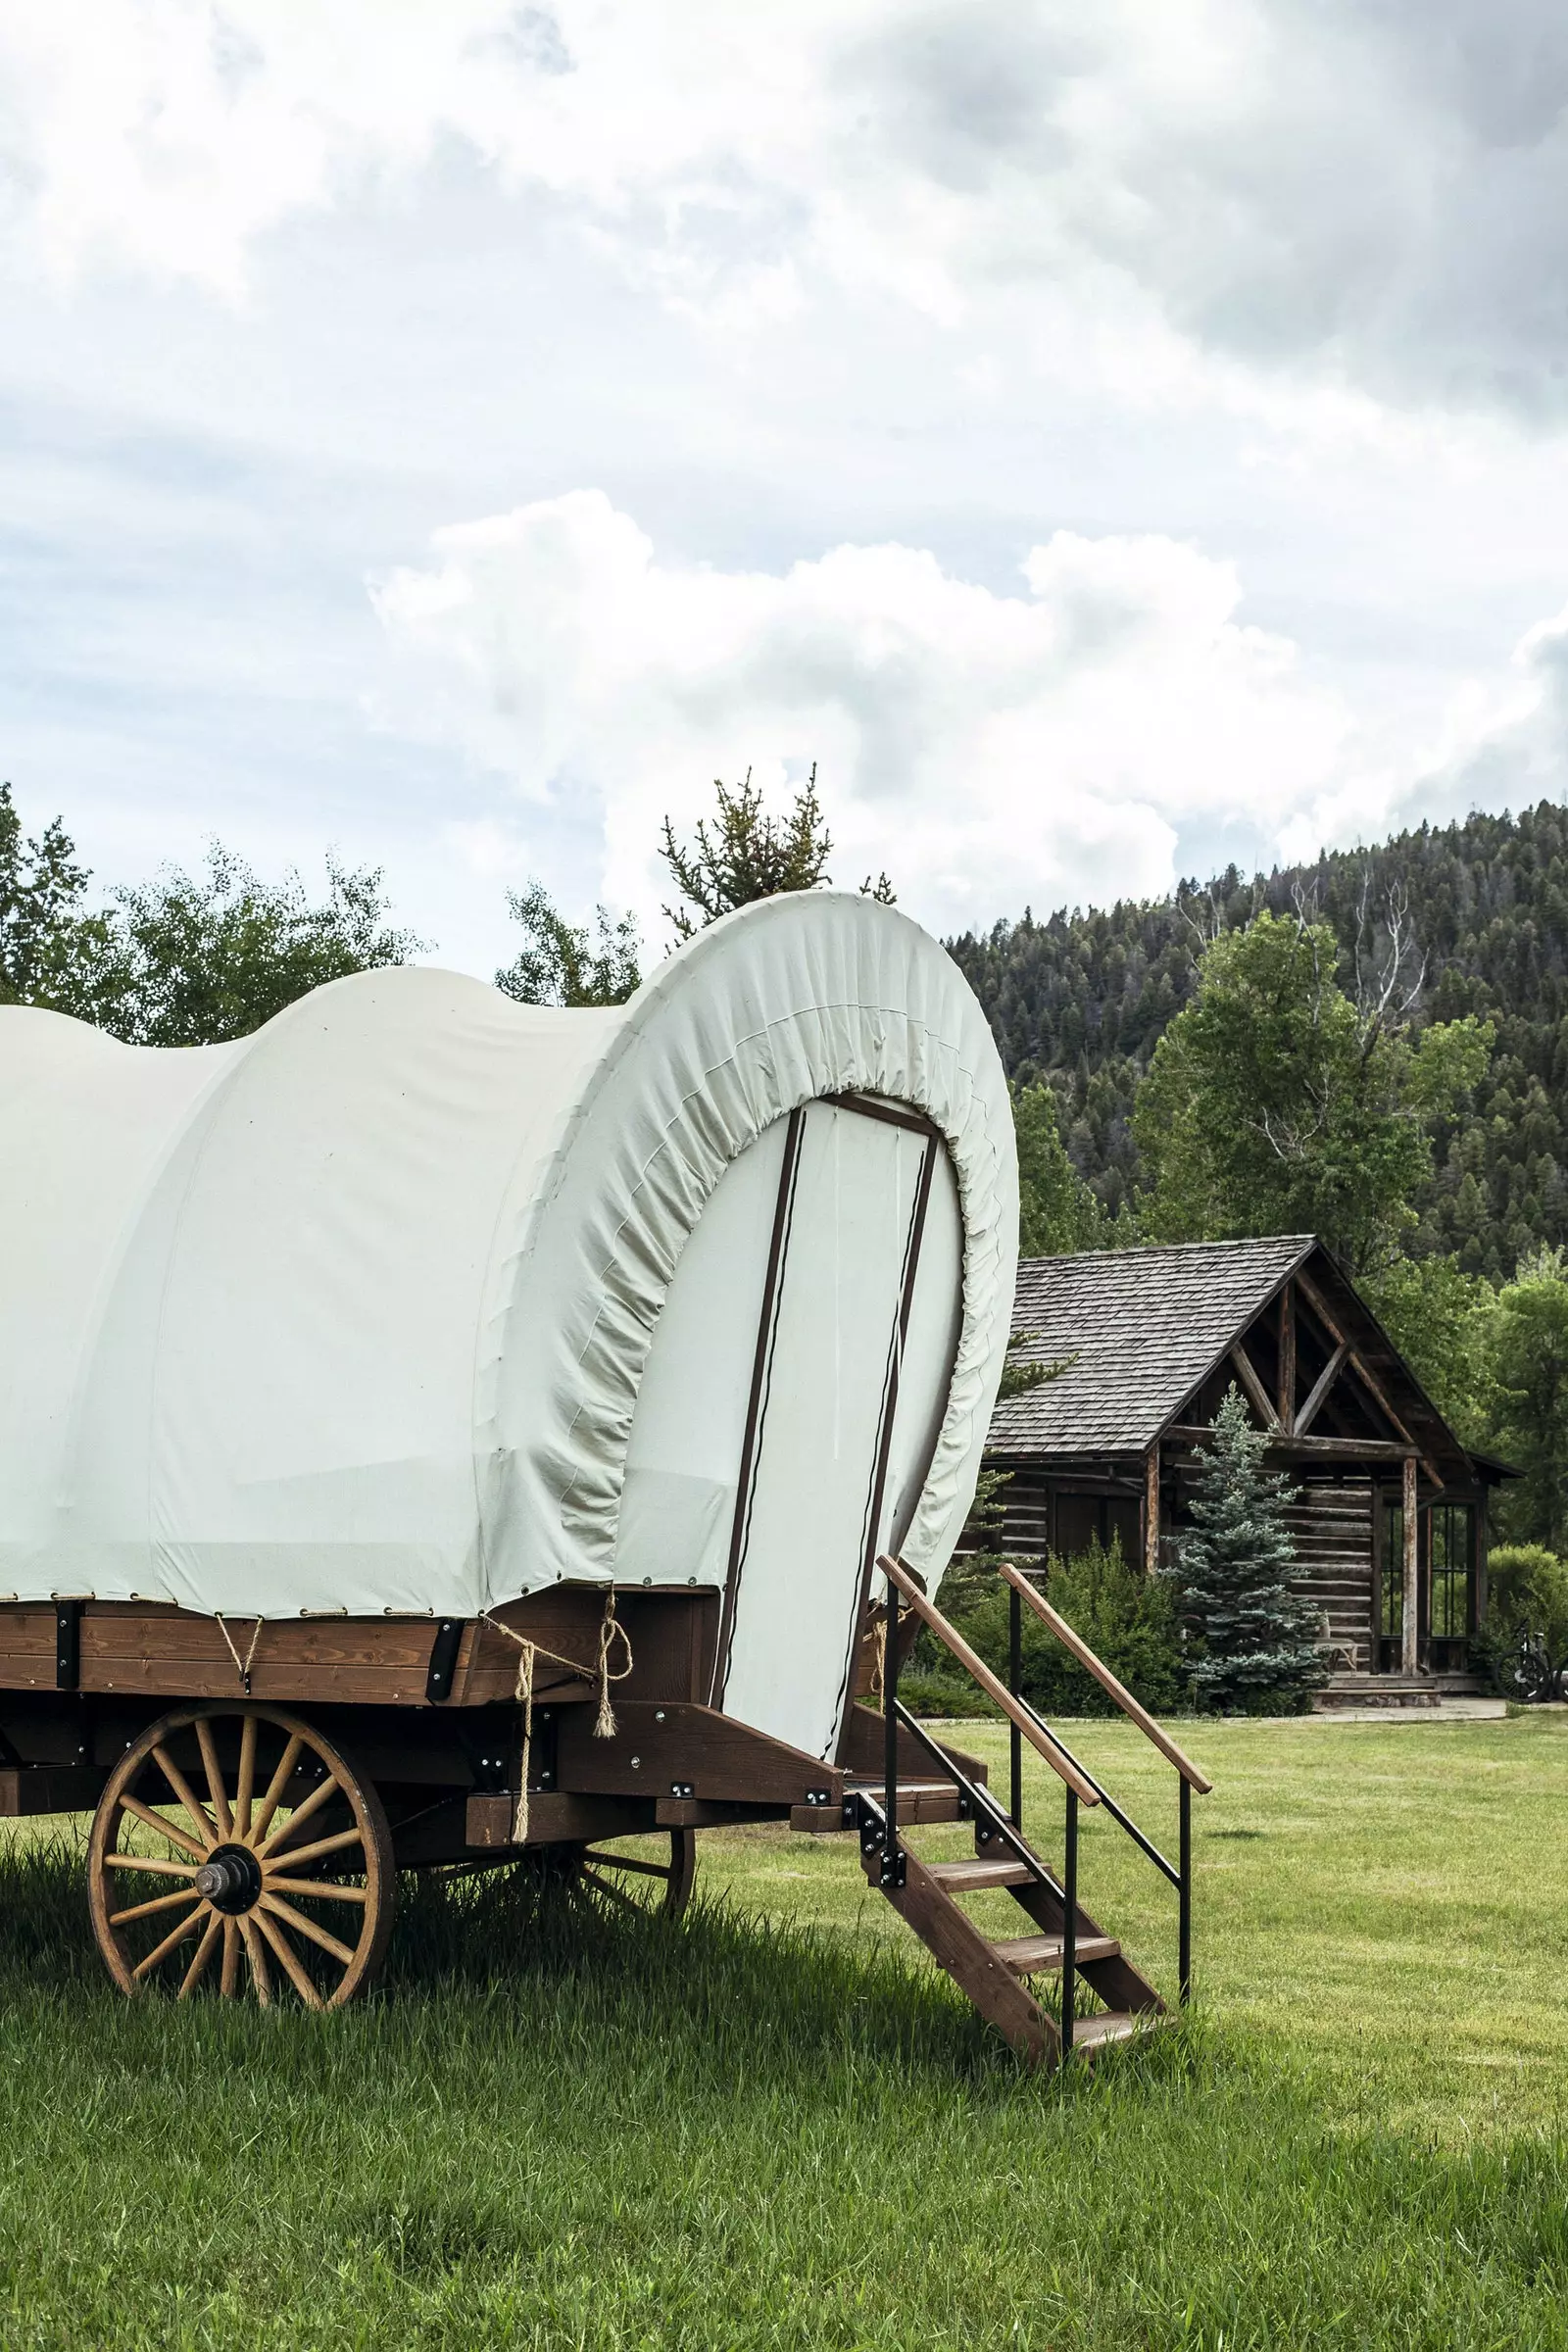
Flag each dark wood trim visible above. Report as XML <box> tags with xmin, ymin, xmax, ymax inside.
<box><xmin>1294</xmin><ymin>1267</ymin><xmax>1422</xmax><ymax>1455</ymax></box>
<box><xmin>1279</xmin><ymin>1284</ymin><xmax>1297</xmax><ymax>1430</ymax></box>
<box><xmin>824</xmin><ymin>1090</ymin><xmax>942</xmax><ymax>1139</ymax></box>
<box><xmin>1294</xmin><ymin>1339</ymin><xmax>1350</xmax><ymax>1437</ymax></box>
<box><xmin>710</xmin><ymin>1104</ymin><xmax>806</xmax><ymax>1706</ymax></box>
<box><xmin>834</xmin><ymin>1132</ymin><xmax>940</xmax><ymax>1759</ymax></box>
<box><xmin>1165</xmin><ymin>1425</ymin><xmax>1415</xmax><ymax>1460</ymax></box>
<box><xmin>1228</xmin><ymin>1344</ymin><xmax>1281</xmax><ymax>1430</ymax></box>
<box><xmin>1144</xmin><ymin>1447</ymin><xmax>1160</xmax><ymax>1577</ymax></box>
<box><xmin>1401</xmin><ymin>1451</ymin><xmax>1420</xmax><ymax>1675</ymax></box>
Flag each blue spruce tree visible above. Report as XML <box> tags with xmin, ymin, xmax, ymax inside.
<box><xmin>1168</xmin><ymin>1386</ymin><xmax>1327</xmax><ymax>1713</ymax></box>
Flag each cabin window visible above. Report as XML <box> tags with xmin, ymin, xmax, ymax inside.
<box><xmin>1429</xmin><ymin>1502</ymin><xmax>1475</xmax><ymax>1659</ymax></box>
<box><xmin>1053</xmin><ymin>1491</ymin><xmax>1140</xmax><ymax>1565</ymax></box>
<box><xmin>1380</xmin><ymin>1496</ymin><xmax>1474</xmax><ymax>1670</ymax></box>
<box><xmin>1380</xmin><ymin>1502</ymin><xmax>1404</xmax><ymax>1644</ymax></box>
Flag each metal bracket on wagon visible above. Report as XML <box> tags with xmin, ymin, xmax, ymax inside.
<box><xmin>424</xmin><ymin>1618</ymin><xmax>465</xmax><ymax>1702</ymax></box>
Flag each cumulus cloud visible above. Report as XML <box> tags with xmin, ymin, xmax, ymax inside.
<box><xmin>369</xmin><ymin>488</ymin><xmax>1362</xmax><ymax>932</ymax></box>
<box><xmin>7</xmin><ymin>2</ymin><xmax>1568</xmax><ymax>417</ymax></box>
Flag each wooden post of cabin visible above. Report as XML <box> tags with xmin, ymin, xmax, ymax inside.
<box><xmin>1145</xmin><ymin>1447</ymin><xmax>1160</xmax><ymax>1578</ymax></box>
<box><xmin>1400</xmin><ymin>1452</ymin><xmax>1419</xmax><ymax>1677</ymax></box>
<box><xmin>1278</xmin><ymin>1284</ymin><xmax>1296</xmax><ymax>1432</ymax></box>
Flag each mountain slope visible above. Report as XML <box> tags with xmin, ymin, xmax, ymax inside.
<box><xmin>948</xmin><ymin>800</ymin><xmax>1568</xmax><ymax>1281</ymax></box>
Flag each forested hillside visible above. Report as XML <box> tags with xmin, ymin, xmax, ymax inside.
<box><xmin>950</xmin><ymin>801</ymin><xmax>1568</xmax><ymax>1282</ymax></box>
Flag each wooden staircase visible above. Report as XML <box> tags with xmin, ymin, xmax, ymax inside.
<box><xmin>824</xmin><ymin>1555</ymin><xmax>1212</xmax><ymax>2069</ymax></box>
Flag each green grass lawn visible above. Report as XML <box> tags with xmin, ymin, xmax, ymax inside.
<box><xmin>1</xmin><ymin>1713</ymin><xmax>1566</xmax><ymax>2349</ymax></box>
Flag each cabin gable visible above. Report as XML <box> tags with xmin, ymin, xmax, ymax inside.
<box><xmin>981</xmin><ymin>1238</ymin><xmax>1508</xmax><ymax>1697</ymax></box>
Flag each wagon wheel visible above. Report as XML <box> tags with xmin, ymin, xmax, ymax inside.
<box><xmin>569</xmin><ymin>1829</ymin><xmax>696</xmax><ymax>1920</ymax></box>
<box><xmin>87</xmin><ymin>1704</ymin><xmax>395</xmax><ymax>2010</ymax></box>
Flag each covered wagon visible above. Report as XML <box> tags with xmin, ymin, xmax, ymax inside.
<box><xmin>0</xmin><ymin>891</ymin><xmax>1202</xmax><ymax>2060</ymax></box>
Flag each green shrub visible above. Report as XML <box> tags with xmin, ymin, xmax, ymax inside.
<box><xmin>1472</xmin><ymin>1543</ymin><xmax>1568</xmax><ymax>1689</ymax></box>
<box><xmin>921</xmin><ymin>1535</ymin><xmax>1189</xmax><ymax>1719</ymax></box>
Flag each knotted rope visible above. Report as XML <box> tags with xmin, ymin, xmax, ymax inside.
<box><xmin>868</xmin><ymin>1611</ymin><xmax>888</xmax><ymax>1700</ymax></box>
<box><xmin>479</xmin><ymin>1593</ymin><xmax>633</xmax><ymax>1843</ymax></box>
<box><xmin>215</xmin><ymin>1613</ymin><xmax>266</xmax><ymax>1696</ymax></box>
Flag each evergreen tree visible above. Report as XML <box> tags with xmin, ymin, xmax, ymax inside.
<box><xmin>659</xmin><ymin>765</ymin><xmax>894</xmax><ymax>942</ymax></box>
<box><xmin>1166</xmin><ymin>1386</ymin><xmax>1326</xmax><ymax>1713</ymax></box>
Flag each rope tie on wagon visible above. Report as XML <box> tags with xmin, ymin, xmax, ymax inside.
<box><xmin>479</xmin><ymin>1592</ymin><xmax>634</xmax><ymax>1841</ymax></box>
<box><xmin>214</xmin><ymin>1613</ymin><xmax>267</xmax><ymax>1696</ymax></box>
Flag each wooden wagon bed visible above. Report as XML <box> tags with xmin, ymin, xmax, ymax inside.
<box><xmin>0</xmin><ymin>1563</ymin><xmax>1209</xmax><ymax>2070</ymax></box>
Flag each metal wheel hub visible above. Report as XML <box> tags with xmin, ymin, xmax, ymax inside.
<box><xmin>194</xmin><ymin>1844</ymin><xmax>264</xmax><ymax>1915</ymax></box>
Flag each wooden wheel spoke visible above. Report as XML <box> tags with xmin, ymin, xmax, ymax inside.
<box><xmin>118</xmin><ymin>1794</ymin><xmax>207</xmax><ymax>1860</ymax></box>
<box><xmin>254</xmin><ymin>1906</ymin><xmax>323</xmax><ymax>2010</ymax></box>
<box><xmin>580</xmin><ymin>1849</ymin><xmax>673</xmax><ymax>1881</ymax></box>
<box><xmin>258</xmin><ymin>1769</ymin><xmax>342</xmax><ymax>1858</ymax></box>
<box><xmin>101</xmin><ymin>1851</ymin><xmax>199</xmax><ymax>1880</ymax></box>
<box><xmin>132</xmin><ymin>1902</ymin><xmax>210</xmax><ymax>1980</ymax></box>
<box><xmin>110</xmin><ymin>1886</ymin><xmax>205</xmax><ymax>1929</ymax></box>
<box><xmin>151</xmin><ymin>1745</ymin><xmax>219</xmax><ymax>1851</ymax></box>
<box><xmin>261</xmin><ymin>1892</ymin><xmax>357</xmax><ymax>1968</ymax></box>
<box><xmin>90</xmin><ymin>1706</ymin><xmax>394</xmax><ymax>2012</ymax></box>
<box><xmin>265</xmin><ymin>1878</ymin><xmax>368</xmax><ymax>1904</ymax></box>
<box><xmin>234</xmin><ymin>1715</ymin><xmax>257</xmax><ymax>1843</ymax></box>
<box><xmin>248</xmin><ymin>1733</ymin><xmax>304</xmax><ymax>1848</ymax></box>
<box><xmin>194</xmin><ymin>1718</ymin><xmax>232</xmax><ymax>1841</ymax></box>
<box><xmin>578</xmin><ymin>1868</ymin><xmax>641</xmax><ymax>1914</ymax></box>
<box><xmin>178</xmin><ymin>1911</ymin><xmax>223</xmax><ymax>1999</ymax></box>
<box><xmin>238</xmin><ymin>1914</ymin><xmax>272</xmax><ymax>2008</ymax></box>
<box><xmin>272</xmin><ymin>1826</ymin><xmax>363</xmax><ymax>1872</ymax></box>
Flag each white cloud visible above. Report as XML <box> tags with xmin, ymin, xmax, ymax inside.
<box><xmin>369</xmin><ymin>488</ymin><xmax>1359</xmax><ymax>932</ymax></box>
<box><xmin>9</xmin><ymin>2</ymin><xmax>1568</xmax><ymax>420</ymax></box>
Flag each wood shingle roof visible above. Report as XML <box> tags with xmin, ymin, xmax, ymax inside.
<box><xmin>990</xmin><ymin>1235</ymin><xmax>1315</xmax><ymax>1457</ymax></box>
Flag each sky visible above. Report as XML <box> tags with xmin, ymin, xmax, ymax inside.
<box><xmin>7</xmin><ymin>1</ymin><xmax>1568</xmax><ymax>975</ymax></box>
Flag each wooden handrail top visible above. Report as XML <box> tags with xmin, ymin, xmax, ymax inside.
<box><xmin>877</xmin><ymin>1556</ymin><xmax>1100</xmax><ymax>1807</ymax></box>
<box><xmin>999</xmin><ymin>1561</ymin><xmax>1213</xmax><ymax>1794</ymax></box>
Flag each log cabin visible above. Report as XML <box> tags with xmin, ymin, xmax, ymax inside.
<box><xmin>984</xmin><ymin>1236</ymin><xmax>1512</xmax><ymax>1705</ymax></box>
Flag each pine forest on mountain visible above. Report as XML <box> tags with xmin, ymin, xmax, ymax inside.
<box><xmin>950</xmin><ymin>799</ymin><xmax>1568</xmax><ymax>1284</ymax></box>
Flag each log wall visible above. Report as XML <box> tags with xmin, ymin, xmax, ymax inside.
<box><xmin>1281</xmin><ymin>1477</ymin><xmax>1374</xmax><ymax>1674</ymax></box>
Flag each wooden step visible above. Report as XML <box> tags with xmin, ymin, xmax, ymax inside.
<box><xmin>1065</xmin><ymin>2011</ymin><xmax>1152</xmax><ymax>2051</ymax></box>
<box><xmin>924</xmin><ymin>1857</ymin><xmax>1036</xmax><ymax>1891</ymax></box>
<box><xmin>991</xmin><ymin>1932</ymin><xmax>1120</xmax><ymax>1975</ymax></box>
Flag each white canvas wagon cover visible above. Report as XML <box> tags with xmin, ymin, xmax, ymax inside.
<box><xmin>0</xmin><ymin>892</ymin><xmax>1016</xmax><ymax>1630</ymax></box>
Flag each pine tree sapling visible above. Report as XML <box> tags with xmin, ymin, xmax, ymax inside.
<box><xmin>1167</xmin><ymin>1386</ymin><xmax>1327</xmax><ymax>1713</ymax></box>
<box><xmin>658</xmin><ymin>765</ymin><xmax>895</xmax><ymax>942</ymax></box>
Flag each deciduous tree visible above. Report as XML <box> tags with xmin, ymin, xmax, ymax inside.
<box><xmin>1133</xmin><ymin>906</ymin><xmax>1491</xmax><ymax>1273</ymax></box>
<box><xmin>1012</xmin><ymin>1080</ymin><xmax>1107</xmax><ymax>1256</ymax></box>
<box><xmin>1487</xmin><ymin>1247</ymin><xmax>1568</xmax><ymax>1551</ymax></box>
<box><xmin>104</xmin><ymin>845</ymin><xmax>421</xmax><ymax>1045</ymax></box>
<box><xmin>496</xmin><ymin>884</ymin><xmax>642</xmax><ymax>1007</ymax></box>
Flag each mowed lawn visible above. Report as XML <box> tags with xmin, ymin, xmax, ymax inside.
<box><xmin>0</xmin><ymin>1715</ymin><xmax>1564</xmax><ymax>2351</ymax></box>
